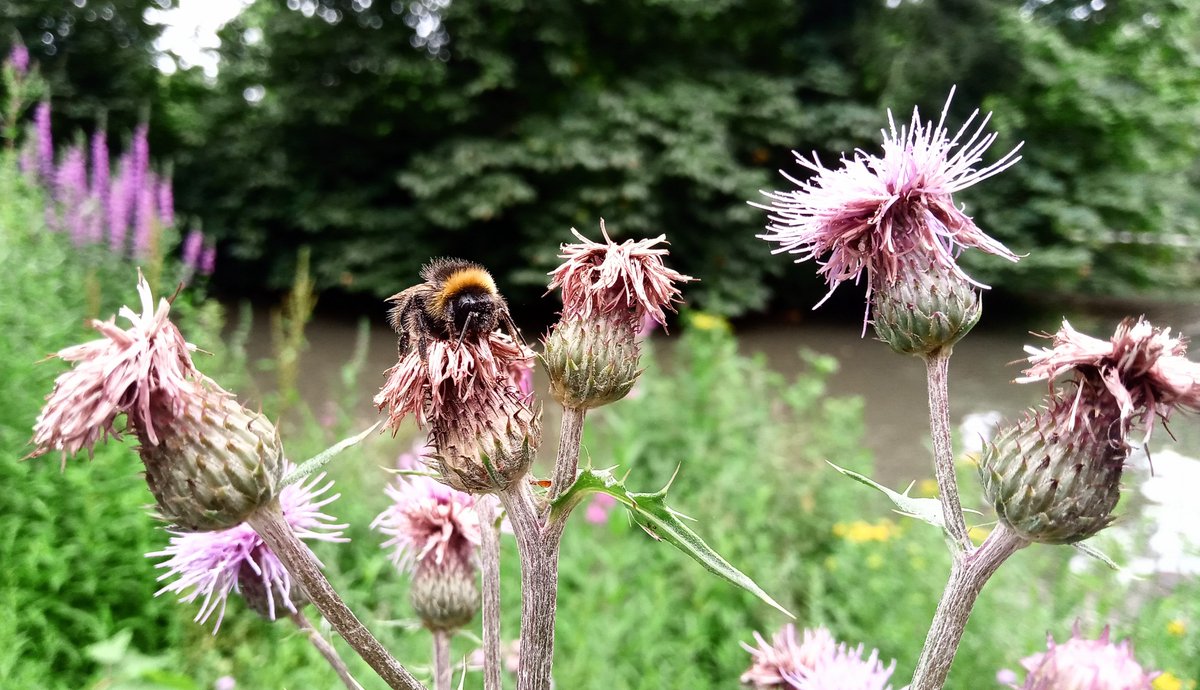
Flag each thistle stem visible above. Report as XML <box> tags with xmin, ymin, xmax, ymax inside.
<box><xmin>478</xmin><ymin>495</ymin><xmax>504</xmax><ymax>690</ymax></box>
<box><xmin>289</xmin><ymin>609</ymin><xmax>365</xmax><ymax>690</ymax></box>
<box><xmin>924</xmin><ymin>349</ymin><xmax>972</xmax><ymax>556</ymax></box>
<box><xmin>248</xmin><ymin>502</ymin><xmax>426</xmax><ymax>690</ymax></box>
<box><xmin>910</xmin><ymin>523</ymin><xmax>1027</xmax><ymax>689</ymax></box>
<box><xmin>432</xmin><ymin>630</ymin><xmax>451</xmax><ymax>690</ymax></box>
<box><xmin>498</xmin><ymin>480</ymin><xmax>560</xmax><ymax>690</ymax></box>
<box><xmin>549</xmin><ymin>406</ymin><xmax>587</xmax><ymax>503</ymax></box>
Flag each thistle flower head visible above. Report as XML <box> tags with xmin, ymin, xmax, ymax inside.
<box><xmin>30</xmin><ymin>272</ymin><xmax>206</xmax><ymax>460</ymax></box>
<box><xmin>371</xmin><ymin>473</ymin><xmax>481</xmax><ymax>572</ymax></box>
<box><xmin>1020</xmin><ymin>626</ymin><xmax>1156</xmax><ymax>690</ymax></box>
<box><xmin>547</xmin><ymin>220</ymin><xmax>694</xmax><ymax>328</ymax></box>
<box><xmin>741</xmin><ymin>625</ymin><xmax>894</xmax><ymax>690</ymax></box>
<box><xmin>756</xmin><ymin>88</ymin><xmax>1021</xmax><ymax>314</ymax></box>
<box><xmin>376</xmin><ymin>332</ymin><xmax>538</xmax><ymax>492</ymax></box>
<box><xmin>1018</xmin><ymin>318</ymin><xmax>1200</xmax><ymax>446</ymax></box>
<box><xmin>148</xmin><ymin>469</ymin><xmax>347</xmax><ymax>632</ymax></box>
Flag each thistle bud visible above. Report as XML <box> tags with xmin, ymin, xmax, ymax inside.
<box><xmin>543</xmin><ymin>311</ymin><xmax>640</xmax><ymax>409</ymax></box>
<box><xmin>428</xmin><ymin>387</ymin><xmax>539</xmax><ymax>493</ymax></box>
<box><xmin>544</xmin><ymin>220</ymin><xmax>693</xmax><ymax>409</ymax></box>
<box><xmin>410</xmin><ymin>556</ymin><xmax>481</xmax><ymax>632</ymax></box>
<box><xmin>871</xmin><ymin>253</ymin><xmax>981</xmax><ymax>357</ymax></box>
<box><xmin>979</xmin><ymin>403</ymin><xmax>1125</xmax><ymax>545</ymax></box>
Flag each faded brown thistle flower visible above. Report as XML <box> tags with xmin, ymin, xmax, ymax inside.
<box><xmin>543</xmin><ymin>219</ymin><xmax>694</xmax><ymax>408</ymax></box>
<box><xmin>30</xmin><ymin>273</ymin><xmax>284</xmax><ymax>530</ymax></box>
<box><xmin>981</xmin><ymin>317</ymin><xmax>1200</xmax><ymax>544</ymax></box>
<box><xmin>375</xmin><ymin>332</ymin><xmax>540</xmax><ymax>494</ymax></box>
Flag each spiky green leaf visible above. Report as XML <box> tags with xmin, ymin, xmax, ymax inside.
<box><xmin>282</xmin><ymin>422</ymin><xmax>381</xmax><ymax>487</ymax></box>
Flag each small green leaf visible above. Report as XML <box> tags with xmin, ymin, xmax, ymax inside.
<box><xmin>85</xmin><ymin>629</ymin><xmax>133</xmax><ymax>666</ymax></box>
<box><xmin>826</xmin><ymin>461</ymin><xmax>950</xmax><ymax>530</ymax></box>
<box><xmin>282</xmin><ymin>422</ymin><xmax>381</xmax><ymax>487</ymax></box>
<box><xmin>551</xmin><ymin>468</ymin><xmax>793</xmax><ymax>618</ymax></box>
<box><xmin>1072</xmin><ymin>541</ymin><xmax>1126</xmax><ymax>573</ymax></box>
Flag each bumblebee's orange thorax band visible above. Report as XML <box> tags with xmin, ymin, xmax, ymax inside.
<box><xmin>434</xmin><ymin>268</ymin><xmax>497</xmax><ymax>315</ymax></box>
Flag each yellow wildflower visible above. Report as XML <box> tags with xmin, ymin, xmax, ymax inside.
<box><xmin>1153</xmin><ymin>672</ymin><xmax>1183</xmax><ymax>690</ymax></box>
<box><xmin>834</xmin><ymin>519</ymin><xmax>898</xmax><ymax>543</ymax></box>
<box><xmin>915</xmin><ymin>479</ymin><xmax>939</xmax><ymax>497</ymax></box>
<box><xmin>1167</xmin><ymin>619</ymin><xmax>1187</xmax><ymax>637</ymax></box>
<box><xmin>689</xmin><ymin>312</ymin><xmax>730</xmax><ymax>332</ymax></box>
<box><xmin>968</xmin><ymin>526</ymin><xmax>991</xmax><ymax>544</ymax></box>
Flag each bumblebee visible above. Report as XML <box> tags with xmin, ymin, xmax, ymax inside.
<box><xmin>387</xmin><ymin>258</ymin><xmax>520</xmax><ymax>358</ymax></box>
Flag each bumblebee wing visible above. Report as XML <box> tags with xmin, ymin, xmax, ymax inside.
<box><xmin>385</xmin><ymin>285</ymin><xmax>422</xmax><ymax>335</ymax></box>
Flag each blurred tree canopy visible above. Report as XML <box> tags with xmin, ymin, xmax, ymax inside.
<box><xmin>8</xmin><ymin>0</ymin><xmax>1200</xmax><ymax>316</ymax></box>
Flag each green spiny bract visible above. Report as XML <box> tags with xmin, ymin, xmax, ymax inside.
<box><xmin>140</xmin><ymin>390</ymin><xmax>284</xmax><ymax>531</ymax></box>
<box><xmin>979</xmin><ymin>405</ymin><xmax>1127</xmax><ymax>545</ymax></box>
<box><xmin>543</xmin><ymin>313</ymin><xmax>641</xmax><ymax>409</ymax></box>
<box><xmin>871</xmin><ymin>258</ymin><xmax>981</xmax><ymax>357</ymax></box>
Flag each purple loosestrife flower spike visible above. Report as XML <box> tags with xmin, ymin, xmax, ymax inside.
<box><xmin>35</xmin><ymin>101</ymin><xmax>52</xmax><ymax>182</ymax></box>
<box><xmin>755</xmin><ymin>88</ymin><xmax>1021</xmax><ymax>330</ymax></box>
<box><xmin>200</xmin><ymin>244</ymin><xmax>217</xmax><ymax>275</ymax></box>
<box><xmin>741</xmin><ymin>625</ymin><xmax>896</xmax><ymax>690</ymax></box>
<box><xmin>7</xmin><ymin>38</ymin><xmax>29</xmax><ymax>76</ymax></box>
<box><xmin>149</xmin><ymin>467</ymin><xmax>348</xmax><ymax>631</ymax></box>
<box><xmin>1018</xmin><ymin>626</ymin><xmax>1157</xmax><ymax>690</ymax></box>
<box><xmin>90</xmin><ymin>128</ymin><xmax>109</xmax><ymax>220</ymax></box>
<box><xmin>372</xmin><ymin>473</ymin><xmax>482</xmax><ymax>631</ymax></box>
<box><xmin>982</xmin><ymin>318</ymin><xmax>1200</xmax><ymax>544</ymax></box>
<box><xmin>108</xmin><ymin>161</ymin><xmax>130</xmax><ymax>253</ymax></box>
<box><xmin>182</xmin><ymin>228</ymin><xmax>204</xmax><ymax>274</ymax></box>
<box><xmin>30</xmin><ymin>273</ymin><xmax>285</xmax><ymax>529</ymax></box>
<box><xmin>55</xmin><ymin>144</ymin><xmax>88</xmax><ymax>245</ymax></box>
<box><xmin>543</xmin><ymin>219</ymin><xmax>694</xmax><ymax>409</ymax></box>
<box><xmin>158</xmin><ymin>177</ymin><xmax>175</xmax><ymax>228</ymax></box>
<box><xmin>133</xmin><ymin>174</ymin><xmax>156</xmax><ymax>259</ymax></box>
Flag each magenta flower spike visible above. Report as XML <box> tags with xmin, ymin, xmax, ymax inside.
<box><xmin>55</xmin><ymin>144</ymin><xmax>89</xmax><ymax>245</ymax></box>
<box><xmin>182</xmin><ymin>229</ymin><xmax>204</xmax><ymax>274</ymax></box>
<box><xmin>158</xmin><ymin>177</ymin><xmax>175</xmax><ymax>228</ymax></box>
<box><xmin>200</xmin><ymin>244</ymin><xmax>217</xmax><ymax>275</ymax></box>
<box><xmin>90</xmin><ymin>128</ymin><xmax>109</xmax><ymax>220</ymax></box>
<box><xmin>7</xmin><ymin>38</ymin><xmax>29</xmax><ymax>76</ymax></box>
<box><xmin>755</xmin><ymin>88</ymin><xmax>1021</xmax><ymax>316</ymax></box>
<box><xmin>35</xmin><ymin>101</ymin><xmax>53</xmax><ymax>182</ymax></box>
<box><xmin>149</xmin><ymin>467</ymin><xmax>348</xmax><ymax>631</ymax></box>
<box><xmin>132</xmin><ymin>175</ymin><xmax>156</xmax><ymax>259</ymax></box>
<box><xmin>107</xmin><ymin>161</ymin><xmax>131</xmax><ymax>254</ymax></box>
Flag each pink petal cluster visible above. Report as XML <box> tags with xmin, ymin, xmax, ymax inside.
<box><xmin>547</xmin><ymin>220</ymin><xmax>694</xmax><ymax>328</ymax></box>
<box><xmin>30</xmin><ymin>273</ymin><xmax>210</xmax><ymax>461</ymax></box>
<box><xmin>147</xmin><ymin>468</ymin><xmax>347</xmax><ymax>631</ymax></box>
<box><xmin>1019</xmin><ymin>627</ymin><xmax>1156</xmax><ymax>690</ymax></box>
<box><xmin>371</xmin><ymin>473</ymin><xmax>482</xmax><ymax>572</ymax></box>
<box><xmin>1018</xmin><ymin>318</ymin><xmax>1200</xmax><ymax>445</ymax></box>
<box><xmin>741</xmin><ymin>625</ymin><xmax>895</xmax><ymax>690</ymax></box>
<box><xmin>375</xmin><ymin>331</ymin><xmax>534</xmax><ymax>431</ymax></box>
<box><xmin>755</xmin><ymin>88</ymin><xmax>1021</xmax><ymax>309</ymax></box>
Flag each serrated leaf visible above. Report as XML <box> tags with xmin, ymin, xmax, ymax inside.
<box><xmin>282</xmin><ymin>422</ymin><xmax>381</xmax><ymax>487</ymax></box>
<box><xmin>827</xmin><ymin>461</ymin><xmax>949</xmax><ymax>530</ymax></box>
<box><xmin>1072</xmin><ymin>541</ymin><xmax>1125</xmax><ymax>573</ymax></box>
<box><xmin>551</xmin><ymin>468</ymin><xmax>792</xmax><ymax>618</ymax></box>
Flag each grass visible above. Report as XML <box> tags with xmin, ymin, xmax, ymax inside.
<box><xmin>2</xmin><ymin>149</ymin><xmax>1198</xmax><ymax>689</ymax></box>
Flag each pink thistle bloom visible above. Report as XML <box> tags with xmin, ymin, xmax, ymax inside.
<box><xmin>547</xmin><ymin>219</ymin><xmax>694</xmax><ymax>328</ymax></box>
<box><xmin>375</xmin><ymin>332</ymin><xmax>533</xmax><ymax>431</ymax></box>
<box><xmin>741</xmin><ymin>625</ymin><xmax>895</xmax><ymax>690</ymax></box>
<box><xmin>1018</xmin><ymin>318</ymin><xmax>1200</xmax><ymax>446</ymax></box>
<box><xmin>29</xmin><ymin>272</ymin><xmax>207</xmax><ymax>461</ymax></box>
<box><xmin>7</xmin><ymin>38</ymin><xmax>29</xmax><ymax>76</ymax></box>
<box><xmin>371</xmin><ymin>473</ymin><xmax>481</xmax><ymax>572</ymax></box>
<box><xmin>755</xmin><ymin>88</ymin><xmax>1021</xmax><ymax>312</ymax></box>
<box><xmin>1019</xmin><ymin>626</ymin><xmax>1157</xmax><ymax>690</ymax></box>
<box><xmin>148</xmin><ymin>468</ymin><xmax>348</xmax><ymax>632</ymax></box>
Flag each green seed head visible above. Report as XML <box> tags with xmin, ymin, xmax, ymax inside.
<box><xmin>543</xmin><ymin>313</ymin><xmax>641</xmax><ymax>409</ymax></box>
<box><xmin>410</xmin><ymin>556</ymin><xmax>480</xmax><ymax>632</ymax></box>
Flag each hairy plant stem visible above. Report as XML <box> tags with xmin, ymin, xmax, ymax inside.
<box><xmin>499</xmin><ymin>405</ymin><xmax>587</xmax><ymax>690</ymax></box>
<box><xmin>248</xmin><ymin>502</ymin><xmax>426</xmax><ymax>690</ymax></box>
<box><xmin>432</xmin><ymin>630</ymin><xmax>451</xmax><ymax>690</ymax></box>
<box><xmin>924</xmin><ymin>349</ymin><xmax>972</xmax><ymax>556</ymax></box>
<box><xmin>478</xmin><ymin>495</ymin><xmax>504</xmax><ymax>690</ymax></box>
<box><xmin>911</xmin><ymin>524</ymin><xmax>1028</xmax><ymax>689</ymax></box>
<box><xmin>289</xmin><ymin>609</ymin><xmax>365</xmax><ymax>690</ymax></box>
